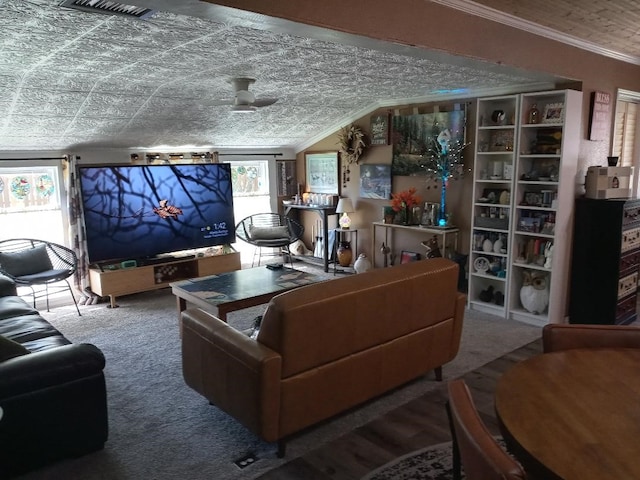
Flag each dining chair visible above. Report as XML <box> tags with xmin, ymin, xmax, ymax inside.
<box><xmin>235</xmin><ymin>213</ymin><xmax>304</xmax><ymax>268</ymax></box>
<box><xmin>0</xmin><ymin>238</ymin><xmax>81</xmax><ymax>315</ymax></box>
<box><xmin>542</xmin><ymin>323</ymin><xmax>640</xmax><ymax>353</ymax></box>
<box><xmin>446</xmin><ymin>378</ymin><xmax>527</xmax><ymax>480</ymax></box>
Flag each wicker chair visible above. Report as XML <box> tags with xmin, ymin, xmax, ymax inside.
<box><xmin>235</xmin><ymin>213</ymin><xmax>304</xmax><ymax>268</ymax></box>
<box><xmin>0</xmin><ymin>238</ymin><xmax>81</xmax><ymax>315</ymax></box>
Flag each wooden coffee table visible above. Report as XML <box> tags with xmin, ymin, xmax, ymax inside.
<box><xmin>170</xmin><ymin>266</ymin><xmax>325</xmax><ymax>322</ymax></box>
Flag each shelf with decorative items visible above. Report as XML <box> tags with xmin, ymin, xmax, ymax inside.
<box><xmin>506</xmin><ymin>89</ymin><xmax>582</xmax><ymax>326</ymax></box>
<box><xmin>469</xmin><ymin>229</ymin><xmax>509</xmax><ymax>314</ymax></box>
<box><xmin>469</xmin><ymin>94</ymin><xmax>518</xmax><ymax>317</ymax></box>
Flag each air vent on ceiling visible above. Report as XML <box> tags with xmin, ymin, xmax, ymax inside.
<box><xmin>59</xmin><ymin>0</ymin><xmax>156</xmax><ymax>19</ymax></box>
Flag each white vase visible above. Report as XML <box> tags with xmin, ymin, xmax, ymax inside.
<box><xmin>354</xmin><ymin>254</ymin><xmax>372</xmax><ymax>274</ymax></box>
<box><xmin>482</xmin><ymin>238</ymin><xmax>493</xmax><ymax>252</ymax></box>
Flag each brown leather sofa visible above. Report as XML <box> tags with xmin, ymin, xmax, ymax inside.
<box><xmin>181</xmin><ymin>258</ymin><xmax>465</xmax><ymax>455</ymax></box>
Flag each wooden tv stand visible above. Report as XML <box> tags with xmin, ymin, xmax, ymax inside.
<box><xmin>89</xmin><ymin>252</ymin><xmax>241</xmax><ymax>308</ymax></box>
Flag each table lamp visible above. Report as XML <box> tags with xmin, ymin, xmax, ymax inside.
<box><xmin>336</xmin><ymin>198</ymin><xmax>354</xmax><ymax>229</ymax></box>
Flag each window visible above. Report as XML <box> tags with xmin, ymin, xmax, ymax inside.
<box><xmin>0</xmin><ymin>164</ymin><xmax>66</xmax><ymax>243</ymax></box>
<box><xmin>228</xmin><ymin>160</ymin><xmax>272</xmax><ymax>264</ymax></box>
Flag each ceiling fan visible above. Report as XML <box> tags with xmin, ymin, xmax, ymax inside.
<box><xmin>210</xmin><ymin>77</ymin><xmax>279</xmax><ymax>112</ymax></box>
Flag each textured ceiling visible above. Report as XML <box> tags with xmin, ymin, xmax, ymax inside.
<box><xmin>0</xmin><ymin>0</ymin><xmax>634</xmax><ymax>152</ymax></box>
<box><xmin>466</xmin><ymin>0</ymin><xmax>640</xmax><ymax>62</ymax></box>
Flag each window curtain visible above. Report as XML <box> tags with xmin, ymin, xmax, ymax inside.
<box><xmin>64</xmin><ymin>155</ymin><xmax>104</xmax><ymax>305</ymax></box>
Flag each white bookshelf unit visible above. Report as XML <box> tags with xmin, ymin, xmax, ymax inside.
<box><xmin>469</xmin><ymin>89</ymin><xmax>582</xmax><ymax>326</ymax></box>
<box><xmin>468</xmin><ymin>94</ymin><xmax>519</xmax><ymax>317</ymax></box>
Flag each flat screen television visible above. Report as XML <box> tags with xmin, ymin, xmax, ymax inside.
<box><xmin>78</xmin><ymin>163</ymin><xmax>236</xmax><ymax>265</ymax></box>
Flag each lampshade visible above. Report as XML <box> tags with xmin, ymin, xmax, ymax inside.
<box><xmin>335</xmin><ymin>198</ymin><xmax>354</xmax><ymax>214</ymax></box>
<box><xmin>336</xmin><ymin>198</ymin><xmax>355</xmax><ymax>229</ymax></box>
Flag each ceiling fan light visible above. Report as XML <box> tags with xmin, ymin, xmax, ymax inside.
<box><xmin>234</xmin><ymin>90</ymin><xmax>255</xmax><ymax>105</ymax></box>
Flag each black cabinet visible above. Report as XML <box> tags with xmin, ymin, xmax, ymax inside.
<box><xmin>569</xmin><ymin>197</ymin><xmax>640</xmax><ymax>324</ymax></box>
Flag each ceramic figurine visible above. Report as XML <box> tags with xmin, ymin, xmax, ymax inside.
<box><xmin>544</xmin><ymin>244</ymin><xmax>553</xmax><ymax>269</ymax></box>
<box><xmin>353</xmin><ymin>253</ymin><xmax>372</xmax><ymax>274</ymax></box>
<box><xmin>479</xmin><ymin>285</ymin><xmax>495</xmax><ymax>303</ymax></box>
<box><xmin>520</xmin><ymin>270</ymin><xmax>549</xmax><ymax>314</ymax></box>
<box><xmin>421</xmin><ymin>235</ymin><xmax>442</xmax><ymax>258</ymax></box>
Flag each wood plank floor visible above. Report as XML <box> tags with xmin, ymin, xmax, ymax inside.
<box><xmin>257</xmin><ymin>339</ymin><xmax>543</xmax><ymax>480</ymax></box>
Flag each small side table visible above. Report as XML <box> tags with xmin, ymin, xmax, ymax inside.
<box><xmin>333</xmin><ymin>228</ymin><xmax>358</xmax><ymax>274</ymax></box>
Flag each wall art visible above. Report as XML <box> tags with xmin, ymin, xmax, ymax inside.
<box><xmin>360</xmin><ymin>164</ymin><xmax>392</xmax><ymax>199</ymax></box>
<box><xmin>391</xmin><ymin>108</ymin><xmax>466</xmax><ymax>176</ymax></box>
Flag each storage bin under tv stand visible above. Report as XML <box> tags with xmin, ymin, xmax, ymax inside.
<box><xmin>89</xmin><ymin>252</ymin><xmax>241</xmax><ymax>308</ymax></box>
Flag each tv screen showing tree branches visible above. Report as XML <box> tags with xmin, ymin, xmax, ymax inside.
<box><xmin>78</xmin><ymin>163</ymin><xmax>236</xmax><ymax>265</ymax></box>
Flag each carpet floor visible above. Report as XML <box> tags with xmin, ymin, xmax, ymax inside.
<box><xmin>16</xmin><ymin>273</ymin><xmax>541</xmax><ymax>480</ymax></box>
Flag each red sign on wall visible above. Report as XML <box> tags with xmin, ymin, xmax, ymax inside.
<box><xmin>588</xmin><ymin>91</ymin><xmax>611</xmax><ymax>141</ymax></box>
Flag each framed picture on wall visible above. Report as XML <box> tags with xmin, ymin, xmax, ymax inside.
<box><xmin>360</xmin><ymin>164</ymin><xmax>391</xmax><ymax>199</ymax></box>
<box><xmin>305</xmin><ymin>151</ymin><xmax>339</xmax><ymax>194</ymax></box>
<box><xmin>370</xmin><ymin>113</ymin><xmax>390</xmax><ymax>145</ymax></box>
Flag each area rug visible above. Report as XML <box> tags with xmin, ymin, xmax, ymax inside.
<box><xmin>19</xmin><ymin>273</ymin><xmax>541</xmax><ymax>480</ymax></box>
<box><xmin>361</xmin><ymin>438</ymin><xmax>506</xmax><ymax>480</ymax></box>
<box><xmin>361</xmin><ymin>441</ymin><xmax>456</xmax><ymax>480</ymax></box>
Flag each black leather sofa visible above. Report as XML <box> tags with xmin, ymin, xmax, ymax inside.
<box><xmin>0</xmin><ymin>274</ymin><xmax>108</xmax><ymax>477</ymax></box>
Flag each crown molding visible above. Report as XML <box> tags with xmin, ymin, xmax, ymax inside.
<box><xmin>431</xmin><ymin>0</ymin><xmax>640</xmax><ymax>66</ymax></box>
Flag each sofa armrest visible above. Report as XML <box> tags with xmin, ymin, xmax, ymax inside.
<box><xmin>181</xmin><ymin>308</ymin><xmax>282</xmax><ymax>441</ymax></box>
<box><xmin>0</xmin><ymin>274</ymin><xmax>17</xmax><ymax>297</ymax></box>
<box><xmin>0</xmin><ymin>343</ymin><xmax>105</xmax><ymax>398</ymax></box>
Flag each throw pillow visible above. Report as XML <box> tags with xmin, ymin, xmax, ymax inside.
<box><xmin>0</xmin><ymin>244</ymin><xmax>53</xmax><ymax>277</ymax></box>
<box><xmin>248</xmin><ymin>225</ymin><xmax>289</xmax><ymax>240</ymax></box>
<box><xmin>0</xmin><ymin>335</ymin><xmax>30</xmax><ymax>362</ymax></box>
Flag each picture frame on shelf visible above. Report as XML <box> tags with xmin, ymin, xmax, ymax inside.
<box><xmin>523</xmin><ymin>192</ymin><xmax>543</xmax><ymax>207</ymax></box>
<box><xmin>305</xmin><ymin>151</ymin><xmax>339</xmax><ymax>195</ymax></box>
<box><xmin>400</xmin><ymin>251</ymin><xmax>421</xmax><ymax>264</ymax></box>
<box><xmin>518</xmin><ymin>217</ymin><xmax>540</xmax><ymax>233</ymax></box>
<box><xmin>542</xmin><ymin>103</ymin><xmax>564</xmax><ymax>123</ymax></box>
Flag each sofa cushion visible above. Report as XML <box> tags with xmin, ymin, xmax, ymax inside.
<box><xmin>0</xmin><ymin>335</ymin><xmax>30</xmax><ymax>361</ymax></box>
<box><xmin>249</xmin><ymin>225</ymin><xmax>289</xmax><ymax>240</ymax></box>
<box><xmin>0</xmin><ymin>245</ymin><xmax>53</xmax><ymax>277</ymax></box>
<box><xmin>0</xmin><ymin>314</ymin><xmax>64</xmax><ymax>345</ymax></box>
<box><xmin>0</xmin><ymin>274</ymin><xmax>17</xmax><ymax>297</ymax></box>
<box><xmin>0</xmin><ymin>296</ymin><xmax>39</xmax><ymax>320</ymax></box>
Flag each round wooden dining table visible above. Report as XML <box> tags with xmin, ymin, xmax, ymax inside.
<box><xmin>495</xmin><ymin>348</ymin><xmax>640</xmax><ymax>480</ymax></box>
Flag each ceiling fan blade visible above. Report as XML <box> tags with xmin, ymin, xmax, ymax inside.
<box><xmin>253</xmin><ymin>97</ymin><xmax>278</xmax><ymax>108</ymax></box>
